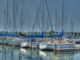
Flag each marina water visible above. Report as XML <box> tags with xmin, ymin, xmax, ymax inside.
<box><xmin>0</xmin><ymin>44</ymin><xmax>80</xmax><ymax>60</ymax></box>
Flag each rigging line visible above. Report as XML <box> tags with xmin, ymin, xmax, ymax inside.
<box><xmin>15</xmin><ymin>0</ymin><xmax>21</xmax><ymax>32</ymax></box>
<box><xmin>55</xmin><ymin>9</ymin><xmax>57</xmax><ymax>33</ymax></box>
<box><xmin>3</xmin><ymin>10</ymin><xmax>5</xmax><ymax>31</ymax></box>
<box><xmin>7</xmin><ymin>0</ymin><xmax>11</xmax><ymax>32</ymax></box>
<box><xmin>8</xmin><ymin>13</ymin><xmax>12</xmax><ymax>32</ymax></box>
<box><xmin>7</xmin><ymin>0</ymin><xmax>9</xmax><ymax>31</ymax></box>
<box><xmin>13</xmin><ymin>0</ymin><xmax>16</xmax><ymax>32</ymax></box>
<box><xmin>20</xmin><ymin>0</ymin><xmax>23</xmax><ymax>32</ymax></box>
<box><xmin>13</xmin><ymin>0</ymin><xmax>14</xmax><ymax>32</ymax></box>
<box><xmin>31</xmin><ymin>0</ymin><xmax>42</xmax><ymax>32</ymax></box>
<box><xmin>42</xmin><ymin>0</ymin><xmax>44</xmax><ymax>32</ymax></box>
<box><xmin>61</xmin><ymin>0</ymin><xmax>64</xmax><ymax>30</ymax></box>
<box><xmin>5</xmin><ymin>0</ymin><xmax>10</xmax><ymax>32</ymax></box>
<box><xmin>45</xmin><ymin>0</ymin><xmax>54</xmax><ymax>32</ymax></box>
<box><xmin>71</xmin><ymin>18</ymin><xmax>74</xmax><ymax>37</ymax></box>
<box><xmin>3</xmin><ymin>2</ymin><xmax>7</xmax><ymax>31</ymax></box>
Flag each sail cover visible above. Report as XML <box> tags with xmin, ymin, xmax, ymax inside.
<box><xmin>24</xmin><ymin>30</ymin><xmax>64</xmax><ymax>38</ymax></box>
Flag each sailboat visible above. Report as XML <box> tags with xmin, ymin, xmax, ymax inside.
<box><xmin>21</xmin><ymin>0</ymin><xmax>65</xmax><ymax>48</ymax></box>
<box><xmin>20</xmin><ymin>0</ymin><xmax>77</xmax><ymax>52</ymax></box>
<box><xmin>38</xmin><ymin>0</ymin><xmax>76</xmax><ymax>51</ymax></box>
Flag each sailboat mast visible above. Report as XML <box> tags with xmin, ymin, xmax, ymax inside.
<box><xmin>55</xmin><ymin>9</ymin><xmax>57</xmax><ymax>34</ymax></box>
<box><xmin>42</xmin><ymin>0</ymin><xmax>44</xmax><ymax>32</ymax></box>
<box><xmin>20</xmin><ymin>0</ymin><xmax>23</xmax><ymax>32</ymax></box>
<box><xmin>7</xmin><ymin>0</ymin><xmax>9</xmax><ymax>31</ymax></box>
<box><xmin>13</xmin><ymin>0</ymin><xmax>15</xmax><ymax>32</ymax></box>
<box><xmin>61</xmin><ymin>0</ymin><xmax>64</xmax><ymax>31</ymax></box>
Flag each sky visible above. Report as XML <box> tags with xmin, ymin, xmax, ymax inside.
<box><xmin>0</xmin><ymin>0</ymin><xmax>80</xmax><ymax>32</ymax></box>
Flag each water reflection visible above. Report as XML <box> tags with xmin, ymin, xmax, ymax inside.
<box><xmin>0</xmin><ymin>46</ymin><xmax>80</xmax><ymax>60</ymax></box>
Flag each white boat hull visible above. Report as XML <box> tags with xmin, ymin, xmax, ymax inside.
<box><xmin>39</xmin><ymin>44</ymin><xmax>47</xmax><ymax>49</ymax></box>
<box><xmin>21</xmin><ymin>42</ymin><xmax>28</xmax><ymax>48</ymax></box>
<box><xmin>39</xmin><ymin>43</ymin><xmax>76</xmax><ymax>51</ymax></box>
